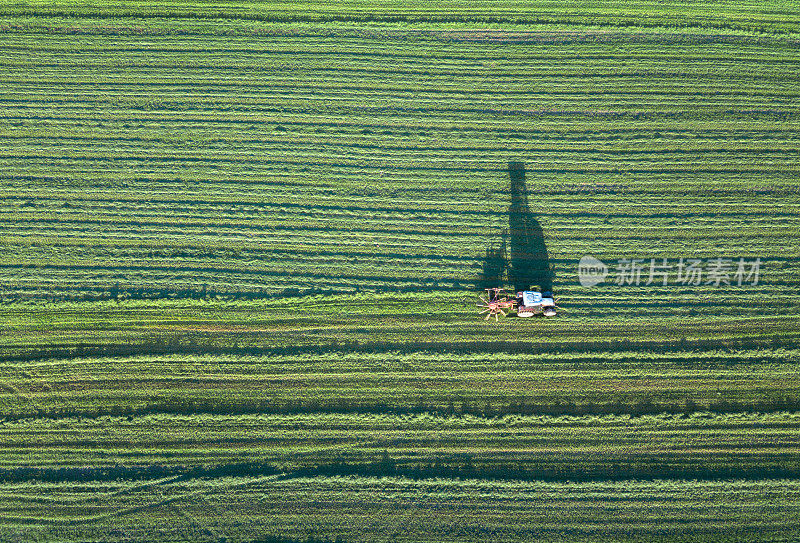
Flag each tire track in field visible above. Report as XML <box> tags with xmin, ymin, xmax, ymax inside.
<box><xmin>41</xmin><ymin>473</ymin><xmax>287</xmax><ymax>526</ymax></box>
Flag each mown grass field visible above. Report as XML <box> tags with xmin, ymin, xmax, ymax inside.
<box><xmin>1</xmin><ymin>1</ymin><xmax>800</xmax><ymax>541</ymax></box>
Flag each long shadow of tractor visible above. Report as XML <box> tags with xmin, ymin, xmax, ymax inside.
<box><xmin>476</xmin><ymin>162</ymin><xmax>561</xmax><ymax>320</ymax></box>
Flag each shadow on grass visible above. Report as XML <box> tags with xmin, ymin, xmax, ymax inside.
<box><xmin>476</xmin><ymin>162</ymin><xmax>554</xmax><ymax>293</ymax></box>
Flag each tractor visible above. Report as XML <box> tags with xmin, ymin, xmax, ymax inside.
<box><xmin>477</xmin><ymin>288</ymin><xmax>561</xmax><ymax>320</ymax></box>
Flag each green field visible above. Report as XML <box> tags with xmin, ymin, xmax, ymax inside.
<box><xmin>1</xmin><ymin>1</ymin><xmax>800</xmax><ymax>541</ymax></box>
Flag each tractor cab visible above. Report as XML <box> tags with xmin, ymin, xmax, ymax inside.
<box><xmin>516</xmin><ymin>290</ymin><xmax>542</xmax><ymax>317</ymax></box>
